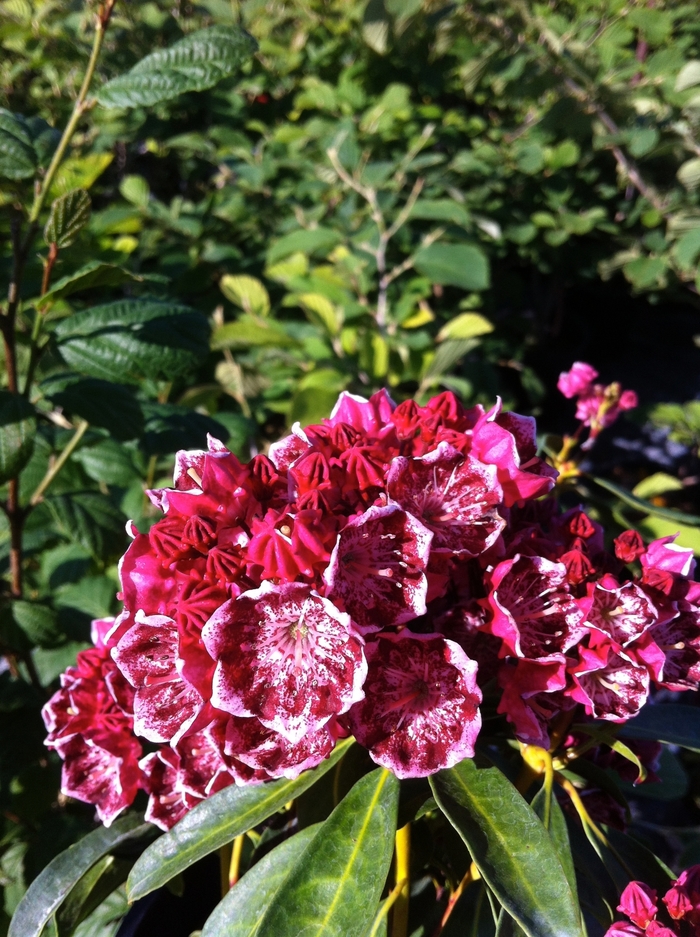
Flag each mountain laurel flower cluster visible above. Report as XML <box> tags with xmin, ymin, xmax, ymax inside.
<box><xmin>42</xmin><ymin>388</ymin><xmax>700</xmax><ymax>830</ymax></box>
<box><xmin>558</xmin><ymin>361</ymin><xmax>638</xmax><ymax>449</ymax></box>
<box><xmin>606</xmin><ymin>867</ymin><xmax>700</xmax><ymax>935</ymax></box>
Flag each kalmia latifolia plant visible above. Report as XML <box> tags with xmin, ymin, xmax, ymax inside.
<box><xmin>23</xmin><ymin>367</ymin><xmax>700</xmax><ymax>937</ymax></box>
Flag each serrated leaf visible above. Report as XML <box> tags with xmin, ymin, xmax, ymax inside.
<box><xmin>220</xmin><ymin>274</ymin><xmax>270</xmax><ymax>316</ymax></box>
<box><xmin>49</xmin><ymin>153</ymin><xmax>113</xmax><ymax>198</ymax></box>
<box><xmin>589</xmin><ymin>475</ymin><xmax>700</xmax><ymax>525</ymax></box>
<box><xmin>430</xmin><ymin>759</ymin><xmax>584</xmax><ymax>937</ymax></box>
<box><xmin>0</xmin><ymin>391</ymin><xmax>36</xmax><ymax>484</ymax></box>
<box><xmin>8</xmin><ymin>814</ymin><xmax>155</xmax><ymax>937</ymax></box>
<box><xmin>44</xmin><ymin>189</ymin><xmax>91</xmax><ymax>248</ymax></box>
<box><xmin>127</xmin><ymin>738</ymin><xmax>354</xmax><ymax>901</ymax></box>
<box><xmin>414</xmin><ymin>242</ymin><xmax>490</xmax><ymax>290</ymax></box>
<box><xmin>437</xmin><ymin>312</ymin><xmax>493</xmax><ymax>342</ymax></box>
<box><xmin>620</xmin><ymin>703</ymin><xmax>700</xmax><ymax>752</ymax></box>
<box><xmin>73</xmin><ymin>439</ymin><xmax>139</xmax><ymax>487</ymax></box>
<box><xmin>201</xmin><ymin>826</ymin><xmax>321</xmax><ymax>937</ymax></box>
<box><xmin>0</xmin><ymin>108</ymin><xmax>36</xmax><ymax>179</ymax></box>
<box><xmin>38</xmin><ymin>262</ymin><xmax>144</xmax><ymax>308</ymax></box>
<box><xmin>53</xmin><ymin>299</ymin><xmax>210</xmax><ymax>384</ymax></box>
<box><xmin>141</xmin><ymin>402</ymin><xmax>230</xmax><ymax>457</ymax></box>
<box><xmin>44</xmin><ymin>492</ymin><xmax>126</xmax><ymax>561</ymax></box>
<box><xmin>255</xmin><ymin>769</ymin><xmax>399</xmax><ymax>937</ymax></box>
<box><xmin>12</xmin><ymin>601</ymin><xmax>63</xmax><ymax>648</ymax></box>
<box><xmin>42</xmin><ymin>375</ymin><xmax>144</xmax><ymax>441</ymax></box>
<box><xmin>97</xmin><ymin>25</ymin><xmax>257</xmax><ymax>108</ymax></box>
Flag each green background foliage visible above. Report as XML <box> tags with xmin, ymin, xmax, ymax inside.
<box><xmin>2</xmin><ymin>2</ymin><xmax>700</xmax><ymax>936</ymax></box>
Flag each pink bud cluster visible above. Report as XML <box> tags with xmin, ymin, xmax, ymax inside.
<box><xmin>42</xmin><ymin>389</ymin><xmax>700</xmax><ymax>830</ymax></box>
<box><xmin>558</xmin><ymin>361</ymin><xmax>638</xmax><ymax>449</ymax></box>
<box><xmin>606</xmin><ymin>867</ymin><xmax>700</xmax><ymax>935</ymax></box>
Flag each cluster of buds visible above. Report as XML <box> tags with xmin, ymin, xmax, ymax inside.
<box><xmin>42</xmin><ymin>385</ymin><xmax>700</xmax><ymax>830</ymax></box>
<box><xmin>607</xmin><ymin>868</ymin><xmax>700</xmax><ymax>935</ymax></box>
<box><xmin>558</xmin><ymin>361</ymin><xmax>638</xmax><ymax>450</ymax></box>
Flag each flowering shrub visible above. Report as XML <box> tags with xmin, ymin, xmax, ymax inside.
<box><xmin>41</xmin><ymin>381</ymin><xmax>700</xmax><ymax>835</ymax></box>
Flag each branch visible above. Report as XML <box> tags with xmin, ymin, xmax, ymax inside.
<box><xmin>29</xmin><ymin>419</ymin><xmax>89</xmax><ymax>506</ymax></box>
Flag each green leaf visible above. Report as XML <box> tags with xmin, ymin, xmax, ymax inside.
<box><xmin>0</xmin><ymin>108</ymin><xmax>37</xmax><ymax>180</ymax></box>
<box><xmin>620</xmin><ymin>703</ymin><xmax>700</xmax><ymax>752</ymax></box>
<box><xmin>266</xmin><ymin>227</ymin><xmax>342</xmax><ymax>264</ymax></box>
<box><xmin>254</xmin><ymin>769</ymin><xmax>399</xmax><ymax>937</ymax></box>
<box><xmin>53</xmin><ymin>299</ymin><xmax>210</xmax><ymax>384</ymax></box>
<box><xmin>422</xmin><ymin>338</ymin><xmax>481</xmax><ymax>382</ymax></box>
<box><xmin>45</xmin><ymin>492</ymin><xmax>126</xmax><ymax>561</ymax></box>
<box><xmin>638</xmin><ymin>514</ymin><xmax>700</xmax><ymax>556</ymax></box>
<box><xmin>55</xmin><ymin>854</ymin><xmax>131</xmax><ymax>937</ymax></box>
<box><xmin>588</xmin><ymin>475</ymin><xmax>700</xmax><ymax>526</ymax></box>
<box><xmin>201</xmin><ymin>826</ymin><xmax>321</xmax><ymax>937</ymax></box>
<box><xmin>414</xmin><ymin>243</ymin><xmax>490</xmax><ymax>291</ymax></box>
<box><xmin>220</xmin><ymin>275</ymin><xmax>270</xmax><ymax>317</ymax></box>
<box><xmin>677</xmin><ymin>60</ymin><xmax>700</xmax><ymax>91</ymax></box>
<box><xmin>73</xmin><ymin>439</ymin><xmax>139</xmax><ymax>487</ymax></box>
<box><xmin>409</xmin><ymin>199</ymin><xmax>471</xmax><ymax>226</ymax></box>
<box><xmin>0</xmin><ymin>107</ymin><xmax>55</xmax><ymax>181</ymax></box>
<box><xmin>97</xmin><ymin>25</ymin><xmax>257</xmax><ymax>108</ymax></box>
<box><xmin>0</xmin><ymin>392</ymin><xmax>36</xmax><ymax>484</ymax></box>
<box><xmin>12</xmin><ymin>601</ymin><xmax>63</xmax><ymax>648</ymax></box>
<box><xmin>42</xmin><ymin>376</ymin><xmax>144</xmax><ymax>441</ymax></box>
<box><xmin>8</xmin><ymin>814</ymin><xmax>154</xmax><ymax>937</ymax></box>
<box><xmin>632</xmin><ymin>472</ymin><xmax>684</xmax><ymax>499</ymax></box>
<box><xmin>127</xmin><ymin>738</ymin><xmax>355</xmax><ymax>901</ymax></box>
<box><xmin>437</xmin><ymin>312</ymin><xmax>494</xmax><ymax>342</ymax></box>
<box><xmin>38</xmin><ymin>261</ymin><xmax>144</xmax><ymax>307</ymax></box>
<box><xmin>530</xmin><ymin>787</ymin><xmax>578</xmax><ymax>903</ymax></box>
<box><xmin>211</xmin><ymin>315</ymin><xmax>297</xmax><ymax>350</ymax></box>
<box><xmin>678</xmin><ymin>158</ymin><xmax>700</xmax><ymax>191</ymax></box>
<box><xmin>430</xmin><ymin>759</ymin><xmax>583</xmax><ymax>937</ymax></box>
<box><xmin>44</xmin><ymin>189</ymin><xmax>91</xmax><ymax>248</ymax></box>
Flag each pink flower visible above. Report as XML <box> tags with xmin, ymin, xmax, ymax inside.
<box><xmin>324</xmin><ymin>504</ymin><xmax>433</xmax><ymax>633</ymax></box>
<box><xmin>112</xmin><ymin>611</ymin><xmax>209</xmax><ymax>744</ymax></box>
<box><xmin>345</xmin><ymin>632</ymin><xmax>482</xmax><ymax>778</ymax></box>
<box><xmin>485</xmin><ymin>554</ymin><xmax>587</xmax><ymax>658</ymax></box>
<box><xmin>618</xmin><ymin>881</ymin><xmax>658</xmax><ymax>928</ymax></box>
<box><xmin>664</xmin><ymin>865</ymin><xmax>700</xmax><ymax>924</ymax></box>
<box><xmin>652</xmin><ymin>604</ymin><xmax>700</xmax><ymax>690</ymax></box>
<box><xmin>224</xmin><ymin>715</ymin><xmax>337</xmax><ymax>780</ymax></box>
<box><xmin>386</xmin><ymin>442</ymin><xmax>504</xmax><ymax>557</ymax></box>
<box><xmin>42</xmin><ymin>620</ymin><xmax>142</xmax><ymax>825</ymax></box>
<box><xmin>586</xmin><ymin>576</ymin><xmax>658</xmax><ymax>647</ymax></box>
<box><xmin>496</xmin><ymin>655</ymin><xmax>569</xmax><ymax>749</ymax></box>
<box><xmin>202</xmin><ymin>581</ymin><xmax>366</xmax><ymax>742</ymax></box>
<box><xmin>558</xmin><ymin>362</ymin><xmax>599</xmax><ymax>398</ymax></box>
<box><xmin>615</xmin><ymin>530</ymin><xmax>646</xmax><ymax>564</ymax></box>
<box><xmin>569</xmin><ymin>644</ymin><xmax>649</xmax><ymax>721</ymax></box>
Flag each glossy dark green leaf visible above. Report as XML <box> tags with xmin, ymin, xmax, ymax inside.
<box><xmin>530</xmin><ymin>786</ymin><xmax>578</xmax><ymax>902</ymax></box>
<box><xmin>254</xmin><ymin>768</ymin><xmax>399</xmax><ymax>937</ymax></box>
<box><xmin>55</xmin><ymin>854</ymin><xmax>131</xmax><ymax>937</ymax></box>
<box><xmin>604</xmin><ymin>828</ymin><xmax>674</xmax><ymax>896</ymax></box>
<box><xmin>45</xmin><ymin>492</ymin><xmax>126</xmax><ymax>561</ymax></box>
<box><xmin>53</xmin><ymin>299</ymin><xmax>210</xmax><ymax>384</ymax></box>
<box><xmin>430</xmin><ymin>759</ymin><xmax>584</xmax><ymax>937</ymax></box>
<box><xmin>201</xmin><ymin>826</ymin><xmax>321</xmax><ymax>937</ymax></box>
<box><xmin>620</xmin><ymin>703</ymin><xmax>700</xmax><ymax>752</ymax></box>
<box><xmin>44</xmin><ymin>189</ymin><xmax>91</xmax><ymax>248</ymax></box>
<box><xmin>589</xmin><ymin>475</ymin><xmax>700</xmax><ymax>526</ymax></box>
<box><xmin>97</xmin><ymin>26</ymin><xmax>257</xmax><ymax>108</ymax></box>
<box><xmin>141</xmin><ymin>402</ymin><xmax>229</xmax><ymax>456</ymax></box>
<box><xmin>127</xmin><ymin>738</ymin><xmax>354</xmax><ymax>901</ymax></box>
<box><xmin>8</xmin><ymin>814</ymin><xmax>153</xmax><ymax>937</ymax></box>
<box><xmin>414</xmin><ymin>242</ymin><xmax>490</xmax><ymax>290</ymax></box>
<box><xmin>0</xmin><ymin>391</ymin><xmax>36</xmax><ymax>484</ymax></box>
<box><xmin>441</xmin><ymin>882</ymin><xmax>496</xmax><ymax>937</ymax></box>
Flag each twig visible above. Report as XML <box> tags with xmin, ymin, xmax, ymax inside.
<box><xmin>30</xmin><ymin>420</ymin><xmax>89</xmax><ymax>506</ymax></box>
